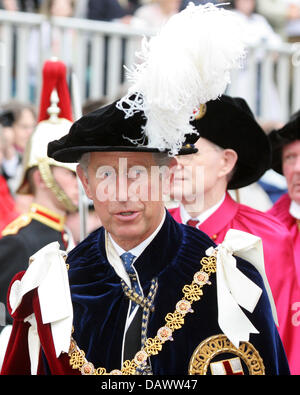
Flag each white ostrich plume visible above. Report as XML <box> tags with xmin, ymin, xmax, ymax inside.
<box><xmin>116</xmin><ymin>2</ymin><xmax>246</xmax><ymax>156</ymax></box>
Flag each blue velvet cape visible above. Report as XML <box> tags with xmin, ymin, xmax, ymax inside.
<box><xmin>67</xmin><ymin>211</ymin><xmax>289</xmax><ymax>375</ymax></box>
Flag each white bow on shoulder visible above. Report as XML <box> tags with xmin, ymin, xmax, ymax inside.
<box><xmin>206</xmin><ymin>228</ymin><xmax>278</xmax><ymax>348</ymax></box>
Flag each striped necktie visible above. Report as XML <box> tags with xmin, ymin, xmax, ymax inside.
<box><xmin>120</xmin><ymin>252</ymin><xmax>141</xmax><ymax>313</ymax></box>
<box><xmin>120</xmin><ymin>252</ymin><xmax>143</xmax><ymax>362</ymax></box>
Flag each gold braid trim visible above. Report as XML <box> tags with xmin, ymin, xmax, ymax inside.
<box><xmin>68</xmin><ymin>254</ymin><xmax>217</xmax><ymax>375</ymax></box>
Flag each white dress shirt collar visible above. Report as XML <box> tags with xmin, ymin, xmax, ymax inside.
<box><xmin>108</xmin><ymin>210</ymin><xmax>166</xmax><ymax>261</ymax></box>
<box><xmin>180</xmin><ymin>193</ymin><xmax>226</xmax><ymax>226</ymax></box>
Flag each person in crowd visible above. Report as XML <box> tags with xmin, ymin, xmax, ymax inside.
<box><xmin>87</xmin><ymin>0</ymin><xmax>134</xmax><ymax>23</ymax></box>
<box><xmin>0</xmin><ymin>0</ymin><xmax>41</xmax><ymax>11</ymax></box>
<box><xmin>268</xmin><ymin>111</ymin><xmax>300</xmax><ymax>283</ymax></box>
<box><xmin>0</xmin><ymin>108</ymin><xmax>15</xmax><ymax>181</ymax></box>
<box><xmin>39</xmin><ymin>0</ymin><xmax>75</xmax><ymax>17</ymax></box>
<box><xmin>1</xmin><ymin>4</ymin><xmax>289</xmax><ymax>376</ymax></box>
<box><xmin>0</xmin><ymin>125</ymin><xmax>19</xmax><ymax>233</ymax></box>
<box><xmin>0</xmin><ymin>102</ymin><xmax>36</xmax><ymax>195</ymax></box>
<box><xmin>258</xmin><ymin>167</ymin><xmax>288</xmax><ymax>203</ymax></box>
<box><xmin>131</xmin><ymin>0</ymin><xmax>211</xmax><ymax>29</ymax></box>
<box><xmin>257</xmin><ymin>0</ymin><xmax>300</xmax><ymax>41</ymax></box>
<box><xmin>0</xmin><ymin>0</ymin><xmax>18</xmax><ymax>11</ymax></box>
<box><xmin>228</xmin><ymin>0</ymin><xmax>283</xmax><ymax>123</ymax></box>
<box><xmin>169</xmin><ymin>95</ymin><xmax>300</xmax><ymax>374</ymax></box>
<box><xmin>133</xmin><ymin>0</ymin><xmax>181</xmax><ymax>28</ymax></box>
<box><xmin>231</xmin><ymin>0</ymin><xmax>282</xmax><ymax>48</ymax></box>
<box><xmin>19</xmin><ymin>0</ymin><xmax>42</xmax><ymax>12</ymax></box>
<box><xmin>256</xmin><ymin>120</ymin><xmax>287</xmax><ymax>205</ymax></box>
<box><xmin>75</xmin><ymin>0</ymin><xmax>142</xmax><ymax>19</ymax></box>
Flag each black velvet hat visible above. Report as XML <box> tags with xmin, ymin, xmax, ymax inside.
<box><xmin>269</xmin><ymin>111</ymin><xmax>300</xmax><ymax>174</ymax></box>
<box><xmin>47</xmin><ymin>99</ymin><xmax>198</xmax><ymax>163</ymax></box>
<box><xmin>191</xmin><ymin>95</ymin><xmax>271</xmax><ymax>190</ymax></box>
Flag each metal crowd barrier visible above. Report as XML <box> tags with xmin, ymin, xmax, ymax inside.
<box><xmin>0</xmin><ymin>9</ymin><xmax>300</xmax><ymax>122</ymax></box>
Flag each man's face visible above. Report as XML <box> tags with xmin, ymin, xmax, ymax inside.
<box><xmin>282</xmin><ymin>140</ymin><xmax>300</xmax><ymax>204</ymax></box>
<box><xmin>77</xmin><ymin>151</ymin><xmax>166</xmax><ymax>249</ymax></box>
<box><xmin>52</xmin><ymin>166</ymin><xmax>79</xmax><ymax>208</ymax></box>
<box><xmin>173</xmin><ymin>138</ymin><xmax>228</xmax><ymax>207</ymax></box>
<box><xmin>234</xmin><ymin>0</ymin><xmax>256</xmax><ymax>16</ymax></box>
<box><xmin>13</xmin><ymin>109</ymin><xmax>36</xmax><ymax>152</ymax></box>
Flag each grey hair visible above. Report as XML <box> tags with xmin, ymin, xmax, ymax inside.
<box><xmin>152</xmin><ymin>152</ymin><xmax>173</xmax><ymax>167</ymax></box>
<box><xmin>78</xmin><ymin>152</ymin><xmax>91</xmax><ymax>176</ymax></box>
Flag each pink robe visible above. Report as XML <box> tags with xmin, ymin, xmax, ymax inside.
<box><xmin>268</xmin><ymin>193</ymin><xmax>300</xmax><ymax>285</ymax></box>
<box><xmin>169</xmin><ymin>192</ymin><xmax>300</xmax><ymax>375</ymax></box>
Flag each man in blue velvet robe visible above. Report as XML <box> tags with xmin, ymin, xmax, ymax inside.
<box><xmin>44</xmin><ymin>99</ymin><xmax>290</xmax><ymax>375</ymax></box>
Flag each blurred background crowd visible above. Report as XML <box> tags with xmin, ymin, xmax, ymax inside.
<box><xmin>1</xmin><ymin>0</ymin><xmax>300</xmax><ymax>40</ymax></box>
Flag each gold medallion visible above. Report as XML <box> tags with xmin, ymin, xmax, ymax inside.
<box><xmin>188</xmin><ymin>334</ymin><xmax>265</xmax><ymax>375</ymax></box>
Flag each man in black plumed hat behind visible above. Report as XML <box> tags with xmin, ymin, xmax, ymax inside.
<box><xmin>169</xmin><ymin>95</ymin><xmax>300</xmax><ymax>374</ymax></box>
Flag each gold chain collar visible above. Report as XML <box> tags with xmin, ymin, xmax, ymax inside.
<box><xmin>68</xmin><ymin>254</ymin><xmax>217</xmax><ymax>375</ymax></box>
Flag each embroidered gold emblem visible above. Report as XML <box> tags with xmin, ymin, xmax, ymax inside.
<box><xmin>2</xmin><ymin>215</ymin><xmax>32</xmax><ymax>236</ymax></box>
<box><xmin>188</xmin><ymin>334</ymin><xmax>265</xmax><ymax>375</ymax></box>
<box><xmin>183</xmin><ymin>283</ymin><xmax>203</xmax><ymax>302</ymax></box>
<box><xmin>69</xmin><ymin>350</ymin><xmax>86</xmax><ymax>370</ymax></box>
<box><xmin>121</xmin><ymin>360</ymin><xmax>138</xmax><ymax>375</ymax></box>
<box><xmin>165</xmin><ymin>311</ymin><xmax>185</xmax><ymax>330</ymax></box>
<box><xmin>144</xmin><ymin>337</ymin><xmax>163</xmax><ymax>355</ymax></box>
<box><xmin>201</xmin><ymin>256</ymin><xmax>217</xmax><ymax>274</ymax></box>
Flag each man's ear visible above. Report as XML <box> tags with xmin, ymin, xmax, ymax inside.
<box><xmin>76</xmin><ymin>164</ymin><xmax>92</xmax><ymax>199</ymax></box>
<box><xmin>219</xmin><ymin>149</ymin><xmax>238</xmax><ymax>178</ymax></box>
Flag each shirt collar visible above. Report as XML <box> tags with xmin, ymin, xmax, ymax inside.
<box><xmin>108</xmin><ymin>210</ymin><xmax>166</xmax><ymax>260</ymax></box>
<box><xmin>180</xmin><ymin>193</ymin><xmax>226</xmax><ymax>226</ymax></box>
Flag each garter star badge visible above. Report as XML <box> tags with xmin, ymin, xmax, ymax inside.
<box><xmin>188</xmin><ymin>334</ymin><xmax>265</xmax><ymax>375</ymax></box>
